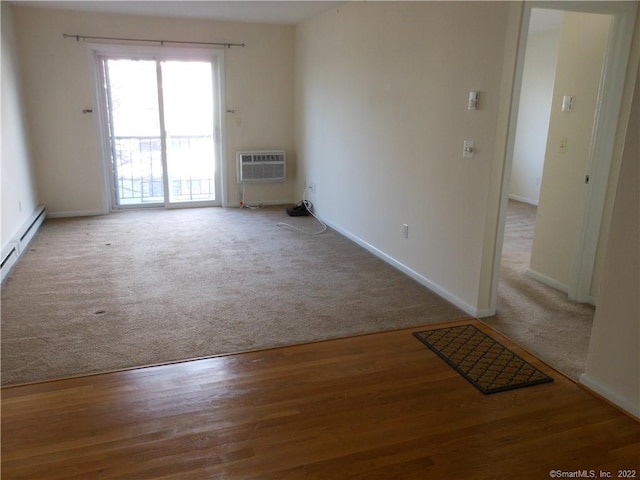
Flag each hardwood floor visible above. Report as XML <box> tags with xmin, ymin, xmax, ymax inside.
<box><xmin>2</xmin><ymin>319</ymin><xmax>638</xmax><ymax>479</ymax></box>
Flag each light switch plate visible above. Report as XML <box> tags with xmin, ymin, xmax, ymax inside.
<box><xmin>463</xmin><ymin>140</ymin><xmax>475</xmax><ymax>159</ymax></box>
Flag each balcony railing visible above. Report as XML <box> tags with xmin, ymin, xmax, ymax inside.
<box><xmin>113</xmin><ymin>135</ymin><xmax>215</xmax><ymax>204</ymax></box>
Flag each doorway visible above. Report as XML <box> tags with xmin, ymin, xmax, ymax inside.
<box><xmin>503</xmin><ymin>8</ymin><xmax>613</xmax><ymax>304</ymax></box>
<box><xmin>484</xmin><ymin>1</ymin><xmax>637</xmax><ymax>377</ymax></box>
<box><xmin>499</xmin><ymin>8</ymin><xmax>564</xmax><ymax>309</ymax></box>
<box><xmin>96</xmin><ymin>48</ymin><xmax>224</xmax><ymax>209</ymax></box>
<box><xmin>488</xmin><ymin>0</ymin><xmax>638</xmax><ymax>315</ymax></box>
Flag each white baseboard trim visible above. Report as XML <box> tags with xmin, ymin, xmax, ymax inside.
<box><xmin>48</xmin><ymin>203</ymin><xmax>294</xmax><ymax>216</ymax></box>
<box><xmin>508</xmin><ymin>194</ymin><xmax>538</xmax><ymax>206</ymax></box>
<box><xmin>320</xmin><ymin>217</ymin><xmax>479</xmax><ymax>318</ymax></box>
<box><xmin>1</xmin><ymin>205</ymin><xmax>46</xmax><ymax>282</ymax></box>
<box><xmin>46</xmin><ymin>209</ymin><xmax>108</xmax><ymax>218</ymax></box>
<box><xmin>579</xmin><ymin>373</ymin><xmax>640</xmax><ymax>419</ymax></box>
<box><xmin>475</xmin><ymin>307</ymin><xmax>496</xmax><ymax>318</ymax></box>
<box><xmin>526</xmin><ymin>269</ymin><xmax>597</xmax><ymax>305</ymax></box>
<box><xmin>234</xmin><ymin>199</ymin><xmax>295</xmax><ymax>208</ymax></box>
<box><xmin>526</xmin><ymin>268</ymin><xmax>569</xmax><ymax>293</ymax></box>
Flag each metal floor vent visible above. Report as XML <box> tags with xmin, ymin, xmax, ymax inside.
<box><xmin>237</xmin><ymin>151</ymin><xmax>286</xmax><ymax>183</ymax></box>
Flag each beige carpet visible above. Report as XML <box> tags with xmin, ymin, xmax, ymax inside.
<box><xmin>1</xmin><ymin>206</ymin><xmax>467</xmax><ymax>386</ymax></box>
<box><xmin>484</xmin><ymin>200</ymin><xmax>595</xmax><ymax>380</ymax></box>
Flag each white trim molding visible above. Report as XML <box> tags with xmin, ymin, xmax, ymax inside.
<box><xmin>580</xmin><ymin>373</ymin><xmax>640</xmax><ymax>419</ymax></box>
<box><xmin>508</xmin><ymin>194</ymin><xmax>538</xmax><ymax>207</ymax></box>
<box><xmin>320</xmin><ymin>217</ymin><xmax>480</xmax><ymax>318</ymax></box>
<box><xmin>46</xmin><ymin>209</ymin><xmax>106</xmax><ymax>218</ymax></box>
<box><xmin>525</xmin><ymin>268</ymin><xmax>569</xmax><ymax>294</ymax></box>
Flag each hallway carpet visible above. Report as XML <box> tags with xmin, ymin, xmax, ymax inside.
<box><xmin>484</xmin><ymin>200</ymin><xmax>595</xmax><ymax>380</ymax></box>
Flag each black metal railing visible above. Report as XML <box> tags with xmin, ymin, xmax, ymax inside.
<box><xmin>113</xmin><ymin>135</ymin><xmax>214</xmax><ymax>204</ymax></box>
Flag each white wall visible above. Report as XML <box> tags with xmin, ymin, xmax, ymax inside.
<box><xmin>581</xmin><ymin>61</ymin><xmax>639</xmax><ymax>418</ymax></box>
<box><xmin>11</xmin><ymin>6</ymin><xmax>295</xmax><ymax>215</ymax></box>
<box><xmin>529</xmin><ymin>12</ymin><xmax>612</xmax><ymax>290</ymax></box>
<box><xmin>509</xmin><ymin>24</ymin><xmax>561</xmax><ymax>206</ymax></box>
<box><xmin>1</xmin><ymin>3</ymin><xmax>40</xmax><ymax>250</ymax></box>
<box><xmin>295</xmin><ymin>1</ymin><xmax>511</xmax><ymax>314</ymax></box>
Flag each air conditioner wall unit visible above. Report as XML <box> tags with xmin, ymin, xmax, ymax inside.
<box><xmin>237</xmin><ymin>150</ymin><xmax>286</xmax><ymax>183</ymax></box>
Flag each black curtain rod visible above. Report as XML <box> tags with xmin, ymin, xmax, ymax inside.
<box><xmin>62</xmin><ymin>33</ymin><xmax>244</xmax><ymax>48</ymax></box>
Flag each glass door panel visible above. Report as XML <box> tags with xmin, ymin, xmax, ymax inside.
<box><xmin>102</xmin><ymin>54</ymin><xmax>221</xmax><ymax>208</ymax></box>
<box><xmin>105</xmin><ymin>59</ymin><xmax>165</xmax><ymax>206</ymax></box>
<box><xmin>161</xmin><ymin>61</ymin><xmax>217</xmax><ymax>204</ymax></box>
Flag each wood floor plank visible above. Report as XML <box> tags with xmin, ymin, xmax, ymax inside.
<box><xmin>2</xmin><ymin>320</ymin><xmax>638</xmax><ymax>479</ymax></box>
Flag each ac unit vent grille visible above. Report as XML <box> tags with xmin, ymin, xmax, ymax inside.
<box><xmin>237</xmin><ymin>151</ymin><xmax>286</xmax><ymax>183</ymax></box>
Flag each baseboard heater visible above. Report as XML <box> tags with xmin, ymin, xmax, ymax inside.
<box><xmin>237</xmin><ymin>150</ymin><xmax>286</xmax><ymax>183</ymax></box>
<box><xmin>1</xmin><ymin>204</ymin><xmax>46</xmax><ymax>282</ymax></box>
<box><xmin>1</xmin><ymin>244</ymin><xmax>19</xmax><ymax>272</ymax></box>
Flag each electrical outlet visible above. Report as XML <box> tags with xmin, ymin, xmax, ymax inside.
<box><xmin>403</xmin><ymin>224</ymin><xmax>409</xmax><ymax>239</ymax></box>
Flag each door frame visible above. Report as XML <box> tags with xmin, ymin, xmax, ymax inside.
<box><xmin>89</xmin><ymin>43</ymin><xmax>228</xmax><ymax>210</ymax></box>
<box><xmin>484</xmin><ymin>0</ymin><xmax>638</xmax><ymax>315</ymax></box>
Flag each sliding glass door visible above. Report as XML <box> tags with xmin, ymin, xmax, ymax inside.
<box><xmin>105</xmin><ymin>59</ymin><xmax>164</xmax><ymax>205</ymax></box>
<box><xmin>100</xmin><ymin>52</ymin><xmax>222</xmax><ymax>208</ymax></box>
<box><xmin>162</xmin><ymin>61</ymin><xmax>216</xmax><ymax>204</ymax></box>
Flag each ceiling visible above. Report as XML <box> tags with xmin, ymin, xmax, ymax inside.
<box><xmin>9</xmin><ymin>1</ymin><xmax>345</xmax><ymax>25</ymax></box>
<box><xmin>10</xmin><ymin>1</ymin><xmax>566</xmax><ymax>31</ymax></box>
